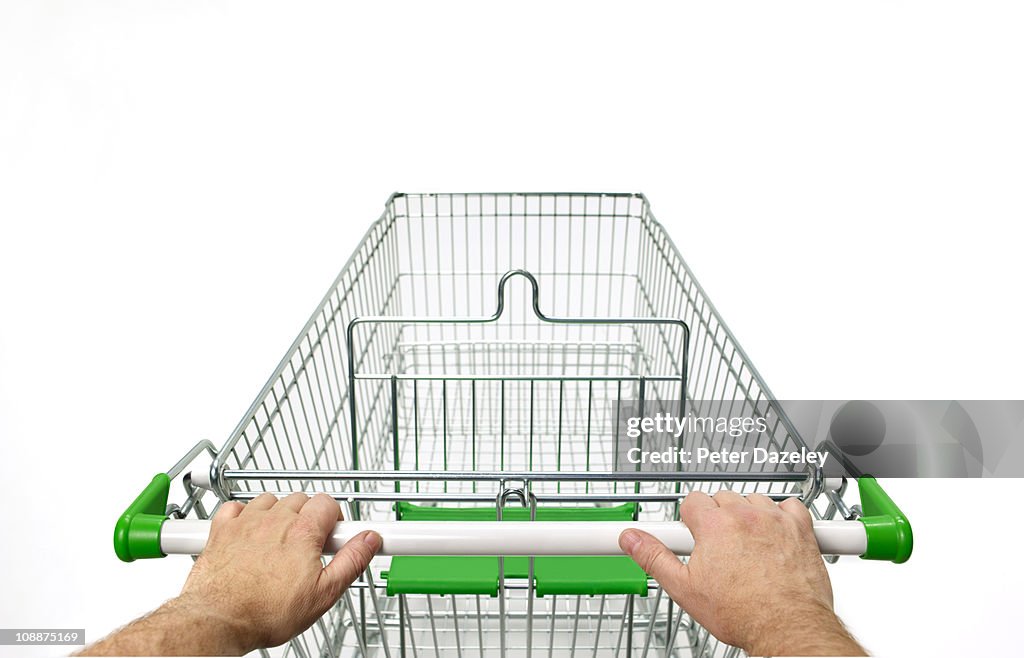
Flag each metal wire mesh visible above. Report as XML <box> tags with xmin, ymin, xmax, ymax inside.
<box><xmin>188</xmin><ymin>193</ymin><xmax>836</xmax><ymax>657</ymax></box>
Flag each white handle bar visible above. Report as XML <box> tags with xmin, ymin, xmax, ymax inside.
<box><xmin>160</xmin><ymin>519</ymin><xmax>867</xmax><ymax>556</ymax></box>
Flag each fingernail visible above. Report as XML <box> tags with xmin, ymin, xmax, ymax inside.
<box><xmin>619</xmin><ymin>529</ymin><xmax>642</xmax><ymax>556</ymax></box>
<box><xmin>362</xmin><ymin>531</ymin><xmax>382</xmax><ymax>553</ymax></box>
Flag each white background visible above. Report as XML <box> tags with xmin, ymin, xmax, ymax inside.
<box><xmin>1</xmin><ymin>2</ymin><xmax>1022</xmax><ymax>656</ymax></box>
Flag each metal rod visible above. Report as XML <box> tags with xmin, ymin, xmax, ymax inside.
<box><xmin>227</xmin><ymin>491</ymin><xmax>804</xmax><ymax>503</ymax></box>
<box><xmin>220</xmin><ymin>469</ymin><xmax>808</xmax><ymax>482</ymax></box>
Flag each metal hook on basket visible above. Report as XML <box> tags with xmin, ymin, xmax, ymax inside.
<box><xmin>495</xmin><ymin>484</ymin><xmax>538</xmax><ymax>520</ymax></box>
<box><xmin>493</xmin><ymin>269</ymin><xmax>548</xmax><ymax>322</ymax></box>
<box><xmin>496</xmin><ymin>481</ymin><xmax>539</xmax><ymax>519</ymax></box>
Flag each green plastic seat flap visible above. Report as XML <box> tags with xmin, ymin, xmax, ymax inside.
<box><xmin>382</xmin><ymin>503</ymin><xmax>648</xmax><ymax>597</ymax></box>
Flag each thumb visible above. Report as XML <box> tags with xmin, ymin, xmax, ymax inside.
<box><xmin>321</xmin><ymin>531</ymin><xmax>382</xmax><ymax>597</ymax></box>
<box><xmin>619</xmin><ymin>529</ymin><xmax>693</xmax><ymax>606</ymax></box>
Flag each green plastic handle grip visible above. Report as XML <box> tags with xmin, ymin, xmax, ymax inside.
<box><xmin>857</xmin><ymin>476</ymin><xmax>913</xmax><ymax>563</ymax></box>
<box><xmin>114</xmin><ymin>474</ymin><xmax>170</xmax><ymax>562</ymax></box>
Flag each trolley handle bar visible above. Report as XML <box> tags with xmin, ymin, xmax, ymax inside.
<box><xmin>115</xmin><ymin>474</ymin><xmax>911</xmax><ymax>563</ymax></box>
<box><xmin>159</xmin><ymin>519</ymin><xmax>870</xmax><ymax>557</ymax></box>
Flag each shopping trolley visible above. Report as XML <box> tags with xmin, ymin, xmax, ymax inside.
<box><xmin>115</xmin><ymin>193</ymin><xmax>912</xmax><ymax>657</ymax></box>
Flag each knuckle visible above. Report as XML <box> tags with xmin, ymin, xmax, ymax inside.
<box><xmin>211</xmin><ymin>503</ymin><xmax>242</xmax><ymax>528</ymax></box>
<box><xmin>711</xmin><ymin>490</ymin><xmax>733</xmax><ymax>503</ymax></box>
<box><xmin>749</xmin><ymin>493</ymin><xmax>772</xmax><ymax>506</ymax></box>
<box><xmin>312</xmin><ymin>492</ymin><xmax>335</xmax><ymax>506</ymax></box>
<box><xmin>218</xmin><ymin>501</ymin><xmax>243</xmax><ymax>515</ymax></box>
<box><xmin>282</xmin><ymin>495</ymin><xmax>309</xmax><ymax>509</ymax></box>
<box><xmin>338</xmin><ymin>548</ymin><xmax>369</xmax><ymax>580</ymax></box>
<box><xmin>349</xmin><ymin>540</ymin><xmax>374</xmax><ymax>564</ymax></box>
<box><xmin>313</xmin><ymin>492</ymin><xmax>343</xmax><ymax>516</ymax></box>
<box><xmin>644</xmin><ymin>548</ymin><xmax>677</xmax><ymax>576</ymax></box>
<box><xmin>780</xmin><ymin>499</ymin><xmax>813</xmax><ymax>522</ymax></box>
<box><xmin>635</xmin><ymin>544</ymin><xmax>661</xmax><ymax>572</ymax></box>
<box><xmin>684</xmin><ymin>490</ymin><xmax>710</xmax><ymax>505</ymax></box>
<box><xmin>779</xmin><ymin>497</ymin><xmax>804</xmax><ymax>513</ymax></box>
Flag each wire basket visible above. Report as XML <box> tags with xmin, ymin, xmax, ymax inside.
<box><xmin>119</xmin><ymin>193</ymin><xmax>911</xmax><ymax>658</ymax></box>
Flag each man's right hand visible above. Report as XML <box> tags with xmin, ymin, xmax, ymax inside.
<box><xmin>619</xmin><ymin>491</ymin><xmax>867</xmax><ymax>657</ymax></box>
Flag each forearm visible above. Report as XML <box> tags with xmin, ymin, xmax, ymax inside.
<box><xmin>77</xmin><ymin>595</ymin><xmax>253</xmax><ymax>657</ymax></box>
<box><xmin>745</xmin><ymin>606</ymin><xmax>867</xmax><ymax>657</ymax></box>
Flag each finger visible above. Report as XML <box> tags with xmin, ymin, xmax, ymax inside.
<box><xmin>679</xmin><ymin>490</ymin><xmax>718</xmax><ymax>535</ymax></box>
<box><xmin>711</xmin><ymin>489</ymin><xmax>747</xmax><ymax>508</ymax></box>
<box><xmin>747</xmin><ymin>493</ymin><xmax>776</xmax><ymax>509</ymax></box>
<box><xmin>779</xmin><ymin>497</ymin><xmax>814</xmax><ymax>531</ymax></box>
<box><xmin>321</xmin><ymin>531</ymin><xmax>382</xmax><ymax>596</ymax></box>
<box><xmin>209</xmin><ymin>501</ymin><xmax>244</xmax><ymax>537</ymax></box>
<box><xmin>241</xmin><ymin>492</ymin><xmax>279</xmax><ymax>515</ymax></box>
<box><xmin>275</xmin><ymin>491</ymin><xmax>310</xmax><ymax>514</ymax></box>
<box><xmin>619</xmin><ymin>529</ymin><xmax>692</xmax><ymax>607</ymax></box>
<box><xmin>213</xmin><ymin>501</ymin><xmax>244</xmax><ymax>523</ymax></box>
<box><xmin>299</xmin><ymin>493</ymin><xmax>343</xmax><ymax>541</ymax></box>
